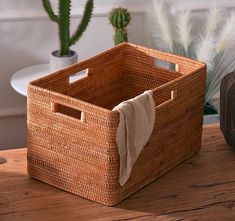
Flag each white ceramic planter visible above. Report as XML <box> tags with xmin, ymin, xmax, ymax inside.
<box><xmin>203</xmin><ymin>96</ymin><xmax>220</xmax><ymax>125</ymax></box>
<box><xmin>203</xmin><ymin>114</ymin><xmax>220</xmax><ymax>125</ymax></box>
<box><xmin>50</xmin><ymin>50</ymin><xmax>78</xmax><ymax>72</ymax></box>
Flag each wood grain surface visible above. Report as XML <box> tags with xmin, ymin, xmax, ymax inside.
<box><xmin>1</xmin><ymin>124</ymin><xmax>235</xmax><ymax>221</ymax></box>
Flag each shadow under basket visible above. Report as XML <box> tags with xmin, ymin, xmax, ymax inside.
<box><xmin>27</xmin><ymin>43</ymin><xmax>207</xmax><ymax>206</ymax></box>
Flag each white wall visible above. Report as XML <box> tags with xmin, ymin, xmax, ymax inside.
<box><xmin>1</xmin><ymin>0</ymin><xmax>235</xmax><ymax>149</ymax></box>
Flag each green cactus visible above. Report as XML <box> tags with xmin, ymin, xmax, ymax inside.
<box><xmin>42</xmin><ymin>0</ymin><xmax>94</xmax><ymax>56</ymax></box>
<box><xmin>109</xmin><ymin>8</ymin><xmax>131</xmax><ymax>45</ymax></box>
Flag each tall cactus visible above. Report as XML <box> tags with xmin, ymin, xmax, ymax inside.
<box><xmin>109</xmin><ymin>8</ymin><xmax>131</xmax><ymax>45</ymax></box>
<box><xmin>42</xmin><ymin>0</ymin><xmax>94</xmax><ymax>56</ymax></box>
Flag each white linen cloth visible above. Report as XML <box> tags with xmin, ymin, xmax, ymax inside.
<box><xmin>112</xmin><ymin>90</ymin><xmax>155</xmax><ymax>186</ymax></box>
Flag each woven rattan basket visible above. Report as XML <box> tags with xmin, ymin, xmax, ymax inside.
<box><xmin>27</xmin><ymin>43</ymin><xmax>206</xmax><ymax>206</ymax></box>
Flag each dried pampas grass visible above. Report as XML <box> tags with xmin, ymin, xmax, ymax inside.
<box><xmin>151</xmin><ymin>0</ymin><xmax>235</xmax><ymax>104</ymax></box>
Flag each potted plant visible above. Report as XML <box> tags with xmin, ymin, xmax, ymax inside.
<box><xmin>109</xmin><ymin>8</ymin><xmax>131</xmax><ymax>45</ymax></box>
<box><xmin>151</xmin><ymin>1</ymin><xmax>235</xmax><ymax>124</ymax></box>
<box><xmin>42</xmin><ymin>0</ymin><xmax>94</xmax><ymax>71</ymax></box>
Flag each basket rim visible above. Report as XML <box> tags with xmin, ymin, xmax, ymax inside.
<box><xmin>28</xmin><ymin>43</ymin><xmax>206</xmax><ymax>115</ymax></box>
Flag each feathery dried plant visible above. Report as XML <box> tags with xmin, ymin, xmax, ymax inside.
<box><xmin>151</xmin><ymin>0</ymin><xmax>235</xmax><ymax>110</ymax></box>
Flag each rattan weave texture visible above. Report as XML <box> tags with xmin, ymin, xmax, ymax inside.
<box><xmin>27</xmin><ymin>43</ymin><xmax>206</xmax><ymax>206</ymax></box>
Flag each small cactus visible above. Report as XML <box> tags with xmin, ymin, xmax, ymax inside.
<box><xmin>42</xmin><ymin>0</ymin><xmax>94</xmax><ymax>56</ymax></box>
<box><xmin>109</xmin><ymin>8</ymin><xmax>131</xmax><ymax>45</ymax></box>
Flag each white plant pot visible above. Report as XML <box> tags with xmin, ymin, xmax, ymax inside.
<box><xmin>203</xmin><ymin>95</ymin><xmax>220</xmax><ymax>125</ymax></box>
<box><xmin>203</xmin><ymin>114</ymin><xmax>220</xmax><ymax>125</ymax></box>
<box><xmin>50</xmin><ymin>50</ymin><xmax>78</xmax><ymax>72</ymax></box>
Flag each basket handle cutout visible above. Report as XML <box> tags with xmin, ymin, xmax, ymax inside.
<box><xmin>51</xmin><ymin>103</ymin><xmax>85</xmax><ymax>123</ymax></box>
<box><xmin>154</xmin><ymin>58</ymin><xmax>179</xmax><ymax>72</ymax></box>
<box><xmin>156</xmin><ymin>90</ymin><xmax>177</xmax><ymax>110</ymax></box>
<box><xmin>69</xmin><ymin>68</ymin><xmax>89</xmax><ymax>84</ymax></box>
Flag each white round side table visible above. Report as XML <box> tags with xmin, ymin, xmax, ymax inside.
<box><xmin>11</xmin><ymin>64</ymin><xmax>50</xmax><ymax>96</ymax></box>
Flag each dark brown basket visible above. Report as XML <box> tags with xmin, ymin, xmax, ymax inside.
<box><xmin>27</xmin><ymin>43</ymin><xmax>206</xmax><ymax>206</ymax></box>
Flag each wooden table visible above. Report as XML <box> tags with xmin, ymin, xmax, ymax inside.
<box><xmin>1</xmin><ymin>124</ymin><xmax>235</xmax><ymax>221</ymax></box>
